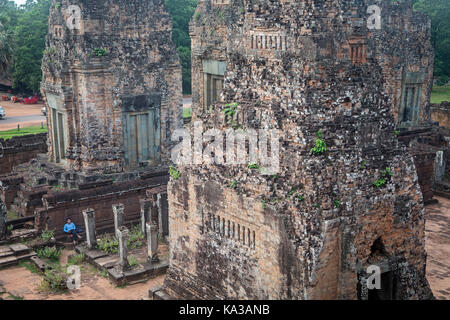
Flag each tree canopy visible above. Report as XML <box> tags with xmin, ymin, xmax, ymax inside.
<box><xmin>0</xmin><ymin>1</ymin><xmax>16</xmax><ymax>75</ymax></box>
<box><xmin>165</xmin><ymin>0</ymin><xmax>197</xmax><ymax>94</ymax></box>
<box><xmin>0</xmin><ymin>0</ymin><xmax>50</xmax><ymax>93</ymax></box>
<box><xmin>414</xmin><ymin>0</ymin><xmax>450</xmax><ymax>83</ymax></box>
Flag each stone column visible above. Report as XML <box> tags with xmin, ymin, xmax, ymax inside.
<box><xmin>435</xmin><ymin>150</ymin><xmax>445</xmax><ymax>182</ymax></box>
<box><xmin>112</xmin><ymin>203</ymin><xmax>124</xmax><ymax>237</ymax></box>
<box><xmin>146</xmin><ymin>222</ymin><xmax>159</xmax><ymax>263</ymax></box>
<box><xmin>157</xmin><ymin>193</ymin><xmax>163</xmax><ymax>236</ymax></box>
<box><xmin>116</xmin><ymin>226</ymin><xmax>130</xmax><ymax>270</ymax></box>
<box><xmin>82</xmin><ymin>208</ymin><xmax>97</xmax><ymax>249</ymax></box>
<box><xmin>0</xmin><ymin>202</ymin><xmax>7</xmax><ymax>240</ymax></box>
<box><xmin>150</xmin><ymin>193</ymin><xmax>159</xmax><ymax>229</ymax></box>
<box><xmin>140</xmin><ymin>198</ymin><xmax>152</xmax><ymax>236</ymax></box>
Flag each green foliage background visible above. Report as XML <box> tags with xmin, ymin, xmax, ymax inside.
<box><xmin>165</xmin><ymin>0</ymin><xmax>197</xmax><ymax>94</ymax></box>
<box><xmin>414</xmin><ymin>0</ymin><xmax>450</xmax><ymax>82</ymax></box>
<box><xmin>0</xmin><ymin>0</ymin><xmax>448</xmax><ymax>94</ymax></box>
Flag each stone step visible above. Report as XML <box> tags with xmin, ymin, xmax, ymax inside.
<box><xmin>149</xmin><ymin>287</ymin><xmax>171</xmax><ymax>300</ymax></box>
<box><xmin>0</xmin><ymin>245</ymin><xmax>11</xmax><ymax>254</ymax></box>
<box><xmin>0</xmin><ymin>250</ymin><xmax>14</xmax><ymax>259</ymax></box>
<box><xmin>0</xmin><ymin>256</ymin><xmax>18</xmax><ymax>269</ymax></box>
<box><xmin>16</xmin><ymin>251</ymin><xmax>36</xmax><ymax>262</ymax></box>
<box><xmin>75</xmin><ymin>245</ymin><xmax>108</xmax><ymax>261</ymax></box>
<box><xmin>94</xmin><ymin>255</ymin><xmax>120</xmax><ymax>270</ymax></box>
<box><xmin>9</xmin><ymin>243</ymin><xmax>30</xmax><ymax>256</ymax></box>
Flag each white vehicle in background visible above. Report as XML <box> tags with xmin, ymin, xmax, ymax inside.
<box><xmin>0</xmin><ymin>106</ymin><xmax>5</xmax><ymax>119</ymax></box>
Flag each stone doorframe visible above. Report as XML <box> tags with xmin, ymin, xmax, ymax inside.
<box><xmin>45</xmin><ymin>92</ymin><xmax>69</xmax><ymax>165</ymax></box>
<box><xmin>121</xmin><ymin>93</ymin><xmax>162</xmax><ymax>168</ymax></box>
<box><xmin>357</xmin><ymin>257</ymin><xmax>407</xmax><ymax>300</ymax></box>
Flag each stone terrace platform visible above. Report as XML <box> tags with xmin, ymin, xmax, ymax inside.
<box><xmin>425</xmin><ymin>196</ymin><xmax>450</xmax><ymax>300</ymax></box>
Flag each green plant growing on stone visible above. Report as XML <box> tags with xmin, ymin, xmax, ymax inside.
<box><xmin>193</xmin><ymin>12</ymin><xmax>201</xmax><ymax>22</ymax></box>
<box><xmin>127</xmin><ymin>256</ymin><xmax>139</xmax><ymax>267</ymax></box>
<box><xmin>288</xmin><ymin>187</ymin><xmax>297</xmax><ymax>197</ymax></box>
<box><xmin>373</xmin><ymin>167</ymin><xmax>393</xmax><ymax>188</ymax></box>
<box><xmin>52</xmin><ymin>185</ymin><xmax>63</xmax><ymax>192</ymax></box>
<box><xmin>41</xmin><ymin>228</ymin><xmax>55</xmax><ymax>242</ymax></box>
<box><xmin>36</xmin><ymin>246</ymin><xmax>61</xmax><ymax>263</ymax></box>
<box><xmin>223</xmin><ymin>103</ymin><xmax>238</xmax><ymax>127</ymax></box>
<box><xmin>262</xmin><ymin>200</ymin><xmax>267</xmax><ymax>209</ymax></box>
<box><xmin>169</xmin><ymin>166</ymin><xmax>181</xmax><ymax>180</ymax></box>
<box><xmin>67</xmin><ymin>253</ymin><xmax>85</xmax><ymax>266</ymax></box>
<box><xmin>216</xmin><ymin>9</ymin><xmax>225</xmax><ymax>22</ymax></box>
<box><xmin>373</xmin><ymin>178</ymin><xmax>387</xmax><ymax>188</ymax></box>
<box><xmin>381</xmin><ymin>167</ymin><xmax>393</xmax><ymax>177</ymax></box>
<box><xmin>360</xmin><ymin>160</ymin><xmax>367</xmax><ymax>169</ymax></box>
<box><xmin>93</xmin><ymin>48</ymin><xmax>107</xmax><ymax>57</ymax></box>
<box><xmin>229</xmin><ymin>180</ymin><xmax>238</xmax><ymax>189</ymax></box>
<box><xmin>127</xmin><ymin>225</ymin><xmax>144</xmax><ymax>250</ymax></box>
<box><xmin>296</xmin><ymin>195</ymin><xmax>305</xmax><ymax>202</ymax></box>
<box><xmin>313</xmin><ymin>203</ymin><xmax>320</xmax><ymax>209</ymax></box>
<box><xmin>39</xmin><ymin>268</ymin><xmax>68</xmax><ymax>293</ymax></box>
<box><xmin>394</xmin><ymin>130</ymin><xmax>400</xmax><ymax>136</ymax></box>
<box><xmin>100</xmin><ymin>269</ymin><xmax>108</xmax><ymax>278</ymax></box>
<box><xmin>6</xmin><ymin>293</ymin><xmax>23</xmax><ymax>300</ymax></box>
<box><xmin>223</xmin><ymin>103</ymin><xmax>237</xmax><ymax>118</ymax></box>
<box><xmin>311</xmin><ymin>130</ymin><xmax>327</xmax><ymax>155</ymax></box>
<box><xmin>98</xmin><ymin>224</ymin><xmax>144</xmax><ymax>254</ymax></box>
<box><xmin>97</xmin><ymin>234</ymin><xmax>119</xmax><ymax>254</ymax></box>
<box><xmin>334</xmin><ymin>199</ymin><xmax>341</xmax><ymax>208</ymax></box>
<box><xmin>248</xmin><ymin>163</ymin><xmax>261</xmax><ymax>172</ymax></box>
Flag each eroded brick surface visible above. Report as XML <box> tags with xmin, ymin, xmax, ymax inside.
<box><xmin>0</xmin><ymin>134</ymin><xmax>47</xmax><ymax>175</ymax></box>
<box><xmin>163</xmin><ymin>0</ymin><xmax>434</xmax><ymax>299</ymax></box>
<box><xmin>41</xmin><ymin>0</ymin><xmax>182</xmax><ymax>174</ymax></box>
<box><xmin>431</xmin><ymin>102</ymin><xmax>450</xmax><ymax>130</ymax></box>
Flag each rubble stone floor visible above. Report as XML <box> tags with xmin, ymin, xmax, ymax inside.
<box><xmin>425</xmin><ymin>196</ymin><xmax>450</xmax><ymax>300</ymax></box>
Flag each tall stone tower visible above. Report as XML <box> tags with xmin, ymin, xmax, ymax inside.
<box><xmin>159</xmin><ymin>0</ymin><xmax>434</xmax><ymax>299</ymax></box>
<box><xmin>41</xmin><ymin>0</ymin><xmax>182</xmax><ymax>174</ymax></box>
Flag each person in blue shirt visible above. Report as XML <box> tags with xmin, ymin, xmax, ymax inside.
<box><xmin>63</xmin><ymin>218</ymin><xmax>82</xmax><ymax>243</ymax></box>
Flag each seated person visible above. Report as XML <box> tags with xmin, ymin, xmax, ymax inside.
<box><xmin>63</xmin><ymin>218</ymin><xmax>82</xmax><ymax>244</ymax></box>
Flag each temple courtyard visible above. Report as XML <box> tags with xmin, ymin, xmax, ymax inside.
<box><xmin>0</xmin><ymin>197</ymin><xmax>448</xmax><ymax>300</ymax></box>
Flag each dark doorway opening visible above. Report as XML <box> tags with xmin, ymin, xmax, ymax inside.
<box><xmin>367</xmin><ymin>270</ymin><xmax>399</xmax><ymax>300</ymax></box>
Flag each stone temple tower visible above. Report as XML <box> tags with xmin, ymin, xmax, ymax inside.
<box><xmin>41</xmin><ymin>0</ymin><xmax>182</xmax><ymax>174</ymax></box>
<box><xmin>157</xmin><ymin>0</ymin><xmax>434</xmax><ymax>299</ymax></box>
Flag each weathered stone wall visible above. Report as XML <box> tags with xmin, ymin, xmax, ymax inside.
<box><xmin>431</xmin><ymin>102</ymin><xmax>450</xmax><ymax>129</ymax></box>
<box><xmin>398</xmin><ymin>127</ymin><xmax>450</xmax><ymax>203</ymax></box>
<box><xmin>35</xmin><ymin>175</ymin><xmax>168</xmax><ymax>239</ymax></box>
<box><xmin>0</xmin><ymin>133</ymin><xmax>47</xmax><ymax>175</ymax></box>
<box><xmin>41</xmin><ymin>0</ymin><xmax>182</xmax><ymax>174</ymax></box>
<box><xmin>163</xmin><ymin>0</ymin><xmax>434</xmax><ymax>300</ymax></box>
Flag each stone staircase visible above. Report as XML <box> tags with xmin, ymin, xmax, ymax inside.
<box><xmin>0</xmin><ymin>244</ymin><xmax>36</xmax><ymax>269</ymax></box>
